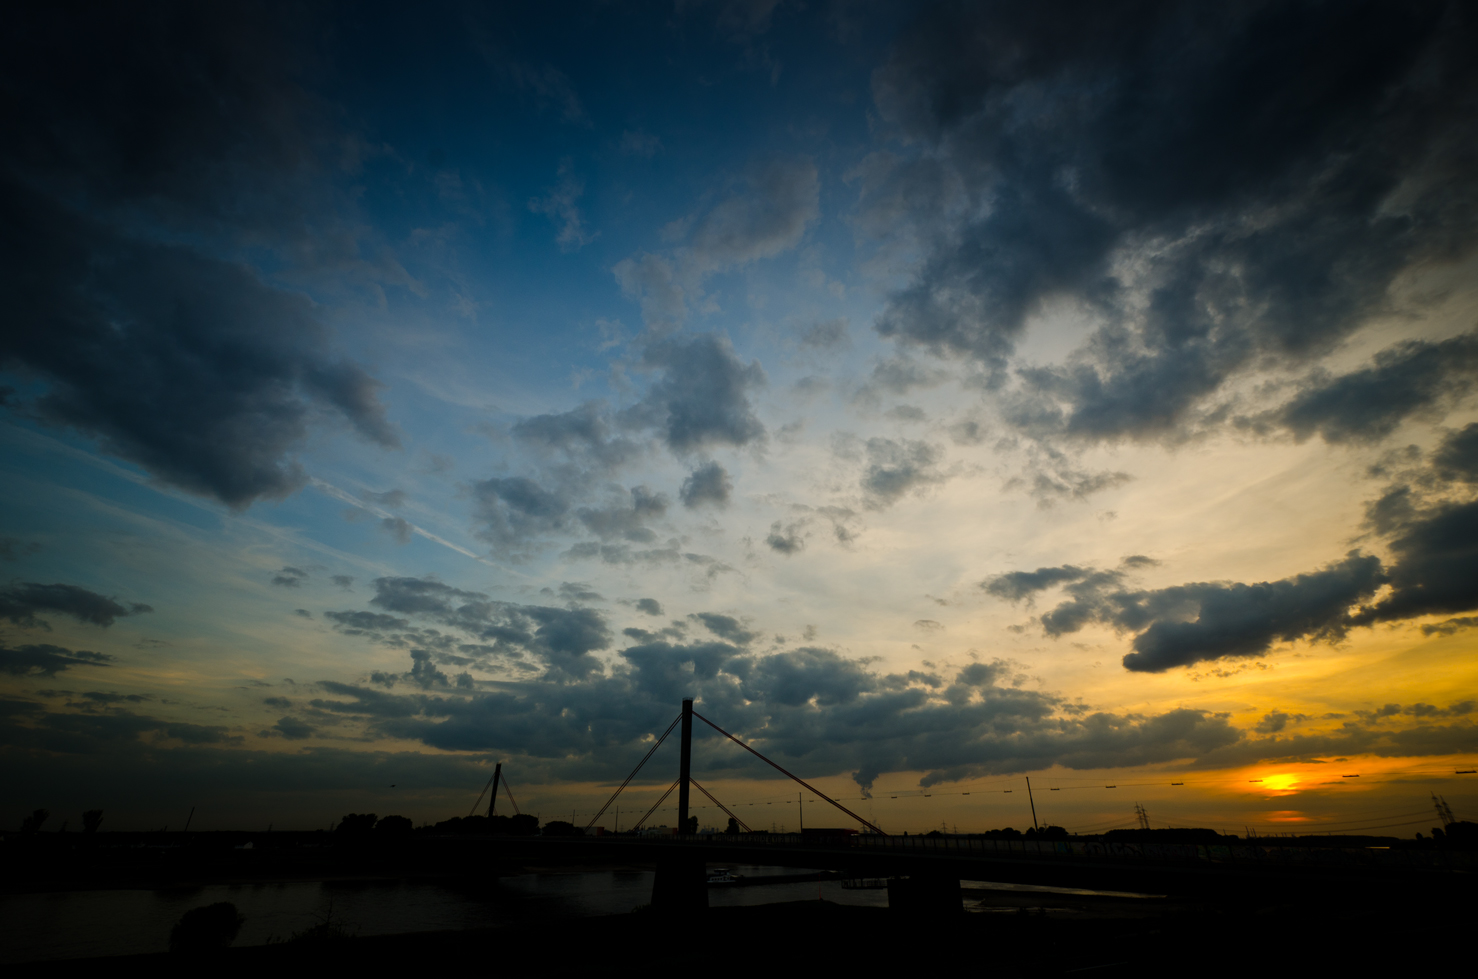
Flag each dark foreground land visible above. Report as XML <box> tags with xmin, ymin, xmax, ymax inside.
<box><xmin>65</xmin><ymin>898</ymin><xmax>1465</xmax><ymax>975</ymax></box>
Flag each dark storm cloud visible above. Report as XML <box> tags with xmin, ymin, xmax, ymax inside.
<box><xmin>860</xmin><ymin>437</ymin><xmax>945</xmax><ymax>509</ymax></box>
<box><xmin>0</xmin><ymin>644</ymin><xmax>113</xmax><ymax>677</ymax></box>
<box><xmin>868</xmin><ymin>1</ymin><xmax>1478</xmax><ymax>441</ymax></box>
<box><xmin>680</xmin><ymin>461</ymin><xmax>733</xmax><ymax>508</ymax></box>
<box><xmin>628</xmin><ymin>334</ymin><xmax>767</xmax><ymax>454</ymax></box>
<box><xmin>0</xmin><ymin>582</ymin><xmax>151</xmax><ymax>629</ymax></box>
<box><xmin>1433</xmin><ymin>423</ymin><xmax>1478</xmax><ymax>483</ymax></box>
<box><xmin>989</xmin><ymin>553</ymin><xmax>1386</xmax><ymax>672</ymax></box>
<box><xmin>635</xmin><ymin>598</ymin><xmax>664</xmax><ymax>616</ymax></box>
<box><xmin>1270</xmin><ymin>333</ymin><xmax>1478</xmax><ymax>444</ymax></box>
<box><xmin>0</xmin><ymin>4</ymin><xmax>399</xmax><ymax>508</ymax></box>
<box><xmin>1354</xmin><ymin>498</ymin><xmax>1478</xmax><ymax>625</ymax></box>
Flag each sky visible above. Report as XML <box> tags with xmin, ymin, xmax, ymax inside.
<box><xmin>2</xmin><ymin>0</ymin><xmax>1476</xmax><ymax>836</ymax></box>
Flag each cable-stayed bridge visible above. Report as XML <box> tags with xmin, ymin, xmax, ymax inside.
<box><xmin>471</xmin><ymin>700</ymin><xmax>1475</xmax><ymax>912</ymax></box>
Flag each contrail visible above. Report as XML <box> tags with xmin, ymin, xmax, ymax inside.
<box><xmin>310</xmin><ymin>477</ymin><xmax>530</xmax><ymax>577</ymax></box>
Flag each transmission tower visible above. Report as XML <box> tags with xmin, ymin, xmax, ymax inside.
<box><xmin>1432</xmin><ymin>793</ymin><xmax>1455</xmax><ymax>828</ymax></box>
<box><xmin>1134</xmin><ymin>802</ymin><xmax>1150</xmax><ymax>830</ymax></box>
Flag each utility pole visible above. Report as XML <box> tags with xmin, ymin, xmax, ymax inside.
<box><xmin>798</xmin><ymin>791</ymin><xmax>803</xmax><ymax>832</ymax></box>
<box><xmin>487</xmin><ymin>762</ymin><xmax>502</xmax><ymax>818</ymax></box>
<box><xmin>1025</xmin><ymin>777</ymin><xmax>1038</xmax><ymax>831</ymax></box>
<box><xmin>677</xmin><ymin>697</ymin><xmax>693</xmax><ymax>833</ymax></box>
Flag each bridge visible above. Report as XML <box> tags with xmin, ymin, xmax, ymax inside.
<box><xmin>478</xmin><ymin>700</ymin><xmax>1476</xmax><ymax>913</ymax></box>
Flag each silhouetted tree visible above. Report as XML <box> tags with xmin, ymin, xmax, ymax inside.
<box><xmin>1025</xmin><ymin>825</ymin><xmax>1069</xmax><ymax>840</ymax></box>
<box><xmin>82</xmin><ymin>809</ymin><xmax>103</xmax><ymax>833</ymax></box>
<box><xmin>725</xmin><ymin>817</ymin><xmax>741</xmax><ymax>834</ymax></box>
<box><xmin>335</xmin><ymin>813</ymin><xmax>377</xmax><ymax>837</ymax></box>
<box><xmin>541</xmin><ymin>820</ymin><xmax>581</xmax><ymax>836</ymax></box>
<box><xmin>373</xmin><ymin>815</ymin><xmax>412</xmax><ymax>837</ymax></box>
<box><xmin>508</xmin><ymin>813</ymin><xmax>539</xmax><ymax>835</ymax></box>
<box><xmin>20</xmin><ymin>809</ymin><xmax>49</xmax><ymax>833</ymax></box>
<box><xmin>169</xmin><ymin>902</ymin><xmax>243</xmax><ymax>952</ymax></box>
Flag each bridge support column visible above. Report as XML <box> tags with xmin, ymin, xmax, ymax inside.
<box><xmin>651</xmin><ymin>853</ymin><xmax>708</xmax><ymax>912</ymax></box>
<box><xmin>887</xmin><ymin>875</ymin><xmax>962</xmax><ymax>915</ymax></box>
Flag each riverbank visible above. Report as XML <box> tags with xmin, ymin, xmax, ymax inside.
<box><xmin>58</xmin><ymin>898</ymin><xmax>1443</xmax><ymax>975</ymax></box>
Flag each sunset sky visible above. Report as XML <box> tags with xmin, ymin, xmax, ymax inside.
<box><xmin>3</xmin><ymin>1</ymin><xmax>1476</xmax><ymax>835</ymax></box>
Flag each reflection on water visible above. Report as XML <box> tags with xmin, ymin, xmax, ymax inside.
<box><xmin>0</xmin><ymin>866</ymin><xmax>886</xmax><ymax>963</ymax></box>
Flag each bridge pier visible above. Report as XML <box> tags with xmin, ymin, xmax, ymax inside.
<box><xmin>887</xmin><ymin>874</ymin><xmax>963</xmax><ymax>915</ymax></box>
<box><xmin>651</xmin><ymin>853</ymin><xmax>707</xmax><ymax>912</ymax></box>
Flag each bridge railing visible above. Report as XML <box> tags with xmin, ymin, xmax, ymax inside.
<box><xmin>632</xmin><ymin>832</ymin><xmax>1477</xmax><ymax>870</ymax></box>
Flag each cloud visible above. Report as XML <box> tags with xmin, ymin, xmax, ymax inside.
<box><xmin>614</xmin><ymin>158</ymin><xmax>818</xmax><ymax>331</ymax></box>
<box><xmin>0</xmin><ymin>644</ymin><xmax>113</xmax><ymax>677</ymax></box>
<box><xmin>270</xmin><ymin>716</ymin><xmax>316</xmax><ymax>740</ymax></box>
<box><xmin>680</xmin><ymin>461</ymin><xmax>733</xmax><ymax>508</ymax></box>
<box><xmin>984</xmin><ymin>565</ymin><xmax>1102</xmax><ymax>604</ymax></box>
<box><xmin>471</xmin><ymin>476</ymin><xmax>570</xmax><ymax>548</ymax></box>
<box><xmin>866</xmin><ymin>3</ymin><xmax>1478</xmax><ymax>441</ymax></box>
<box><xmin>512</xmin><ymin>401</ymin><xmax>643</xmax><ymax>471</ymax></box>
<box><xmin>1434</xmin><ymin>423</ymin><xmax>1478</xmax><ymax>483</ymax></box>
<box><xmin>1270</xmin><ymin>333</ymin><xmax>1478</xmax><ymax>444</ymax></box>
<box><xmin>331</xmin><ymin>575</ymin><xmax>355</xmax><ymax>589</ymax></box>
<box><xmin>635</xmin><ymin>598</ymin><xmax>664</xmax><ymax>616</ymax></box>
<box><xmin>362</xmin><ymin>489</ymin><xmax>407</xmax><ymax>508</ymax></box>
<box><xmin>529</xmin><ymin>161</ymin><xmax>598</xmax><ymax>251</ymax></box>
<box><xmin>613</xmin><ymin>253</ymin><xmax>686</xmax><ymax>333</ymax></box>
<box><xmin>690</xmin><ymin>612</ymin><xmax>759</xmax><ymax>646</ymax></box>
<box><xmin>0</xmin><ymin>582</ymin><xmax>152</xmax><ymax>629</ymax></box>
<box><xmin>0</xmin><ymin>6</ymin><xmax>400</xmax><ymax>508</ymax></box>
<box><xmin>377</xmin><ymin>516</ymin><xmax>411</xmax><ymax>544</ymax></box>
<box><xmin>798</xmin><ymin>318</ymin><xmax>848</xmax><ymax>350</ymax></box>
<box><xmin>632</xmin><ymin>334</ymin><xmax>767</xmax><ymax>453</ymax></box>
<box><xmin>0</xmin><ymin>538</ymin><xmax>41</xmax><ymax>561</ymax></box>
<box><xmin>687</xmin><ymin>158</ymin><xmax>820</xmax><ymax>272</ymax></box>
<box><xmin>364</xmin><ymin>576</ymin><xmax>612</xmax><ymax>679</ymax></box>
<box><xmin>576</xmin><ymin>486</ymin><xmax>668</xmax><ymax>542</ymax></box>
<box><xmin>991</xmin><ymin>552</ymin><xmax>1387</xmax><ymax>673</ymax></box>
<box><xmin>1354</xmin><ymin>498</ymin><xmax>1478</xmax><ymax>625</ymax></box>
<box><xmin>271</xmin><ymin>567</ymin><xmax>309</xmax><ymax>588</ymax></box>
<box><xmin>860</xmin><ymin>437</ymin><xmax>945</xmax><ymax>509</ymax></box>
<box><xmin>765</xmin><ymin>520</ymin><xmax>806</xmax><ymax>555</ymax></box>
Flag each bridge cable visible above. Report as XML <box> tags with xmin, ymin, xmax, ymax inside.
<box><xmin>467</xmin><ymin>771</ymin><xmax>497</xmax><ymax>819</ymax></box>
<box><xmin>500</xmin><ymin>775</ymin><xmax>521</xmax><ymax>815</ymax></box>
<box><xmin>691</xmin><ymin>709</ymin><xmax>886</xmax><ymax>835</ymax></box>
<box><xmin>632</xmin><ymin>778</ymin><xmax>682</xmax><ymax>832</ymax></box>
<box><xmin>584</xmin><ymin>713</ymin><xmax>683</xmax><ymax>830</ymax></box>
<box><xmin>689</xmin><ymin>777</ymin><xmax>753</xmax><ymax>833</ymax></box>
